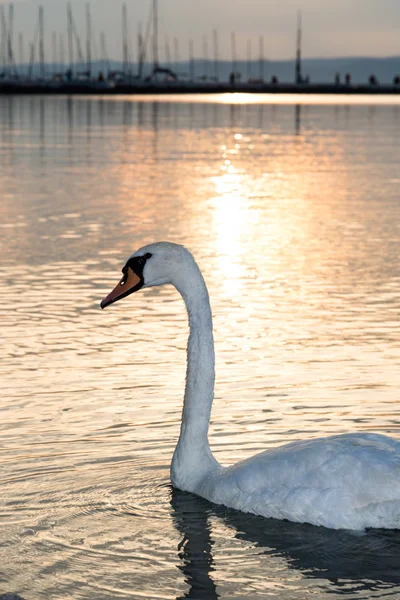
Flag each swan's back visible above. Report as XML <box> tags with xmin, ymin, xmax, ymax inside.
<box><xmin>198</xmin><ymin>433</ymin><xmax>400</xmax><ymax>530</ymax></box>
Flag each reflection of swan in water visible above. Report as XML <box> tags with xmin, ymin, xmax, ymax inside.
<box><xmin>171</xmin><ymin>487</ymin><xmax>400</xmax><ymax>598</ymax></box>
<box><xmin>101</xmin><ymin>242</ymin><xmax>400</xmax><ymax>530</ymax></box>
<box><xmin>171</xmin><ymin>488</ymin><xmax>218</xmax><ymax>600</ymax></box>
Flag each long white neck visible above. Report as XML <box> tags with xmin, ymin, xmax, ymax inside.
<box><xmin>170</xmin><ymin>255</ymin><xmax>220</xmax><ymax>492</ymax></box>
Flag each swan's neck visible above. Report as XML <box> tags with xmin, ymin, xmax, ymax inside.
<box><xmin>170</xmin><ymin>260</ymin><xmax>220</xmax><ymax>491</ymax></box>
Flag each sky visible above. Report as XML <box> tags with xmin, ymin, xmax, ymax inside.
<box><xmin>1</xmin><ymin>0</ymin><xmax>399</xmax><ymax>63</ymax></box>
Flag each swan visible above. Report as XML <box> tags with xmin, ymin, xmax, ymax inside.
<box><xmin>101</xmin><ymin>241</ymin><xmax>400</xmax><ymax>530</ymax></box>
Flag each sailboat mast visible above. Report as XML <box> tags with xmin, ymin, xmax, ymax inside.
<box><xmin>246</xmin><ymin>38</ymin><xmax>251</xmax><ymax>80</ymax></box>
<box><xmin>7</xmin><ymin>3</ymin><xmax>15</xmax><ymax>76</ymax></box>
<box><xmin>231</xmin><ymin>31</ymin><xmax>236</xmax><ymax>75</ymax></box>
<box><xmin>59</xmin><ymin>33</ymin><xmax>65</xmax><ymax>72</ymax></box>
<box><xmin>52</xmin><ymin>31</ymin><xmax>57</xmax><ymax>74</ymax></box>
<box><xmin>0</xmin><ymin>6</ymin><xmax>6</xmax><ymax>74</ymax></box>
<box><xmin>100</xmin><ymin>31</ymin><xmax>109</xmax><ymax>75</ymax></box>
<box><xmin>39</xmin><ymin>5</ymin><xmax>44</xmax><ymax>78</ymax></box>
<box><xmin>189</xmin><ymin>39</ymin><xmax>194</xmax><ymax>81</ymax></box>
<box><xmin>122</xmin><ymin>3</ymin><xmax>128</xmax><ymax>75</ymax></box>
<box><xmin>258</xmin><ymin>35</ymin><xmax>264</xmax><ymax>81</ymax></box>
<box><xmin>165</xmin><ymin>35</ymin><xmax>171</xmax><ymax>69</ymax></box>
<box><xmin>137</xmin><ymin>23</ymin><xmax>143</xmax><ymax>79</ymax></box>
<box><xmin>173</xmin><ymin>36</ymin><xmax>179</xmax><ymax>77</ymax></box>
<box><xmin>153</xmin><ymin>0</ymin><xmax>158</xmax><ymax>70</ymax></box>
<box><xmin>295</xmin><ymin>10</ymin><xmax>302</xmax><ymax>84</ymax></box>
<box><xmin>18</xmin><ymin>31</ymin><xmax>23</xmax><ymax>74</ymax></box>
<box><xmin>203</xmin><ymin>35</ymin><xmax>208</xmax><ymax>79</ymax></box>
<box><xmin>86</xmin><ymin>2</ymin><xmax>91</xmax><ymax>76</ymax></box>
<box><xmin>28</xmin><ymin>41</ymin><xmax>34</xmax><ymax>78</ymax></box>
<box><xmin>213</xmin><ymin>29</ymin><xmax>218</xmax><ymax>81</ymax></box>
<box><xmin>67</xmin><ymin>3</ymin><xmax>73</xmax><ymax>73</ymax></box>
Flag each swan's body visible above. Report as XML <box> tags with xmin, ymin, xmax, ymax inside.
<box><xmin>101</xmin><ymin>242</ymin><xmax>400</xmax><ymax>530</ymax></box>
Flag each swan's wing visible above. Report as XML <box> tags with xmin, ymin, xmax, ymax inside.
<box><xmin>208</xmin><ymin>433</ymin><xmax>400</xmax><ymax>529</ymax></box>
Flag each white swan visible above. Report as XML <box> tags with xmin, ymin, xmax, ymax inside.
<box><xmin>101</xmin><ymin>242</ymin><xmax>400</xmax><ymax>530</ymax></box>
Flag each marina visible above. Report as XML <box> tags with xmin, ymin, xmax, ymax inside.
<box><xmin>1</xmin><ymin>1</ymin><xmax>399</xmax><ymax>95</ymax></box>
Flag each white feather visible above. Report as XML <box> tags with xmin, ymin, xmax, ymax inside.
<box><xmin>125</xmin><ymin>242</ymin><xmax>400</xmax><ymax>530</ymax></box>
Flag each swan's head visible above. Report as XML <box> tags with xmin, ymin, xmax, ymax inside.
<box><xmin>100</xmin><ymin>242</ymin><xmax>192</xmax><ymax>309</ymax></box>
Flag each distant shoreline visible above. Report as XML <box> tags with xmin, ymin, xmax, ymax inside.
<box><xmin>1</xmin><ymin>81</ymin><xmax>400</xmax><ymax>96</ymax></box>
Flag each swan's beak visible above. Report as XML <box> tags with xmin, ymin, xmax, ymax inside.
<box><xmin>100</xmin><ymin>266</ymin><xmax>143</xmax><ymax>309</ymax></box>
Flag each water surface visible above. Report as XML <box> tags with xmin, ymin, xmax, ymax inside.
<box><xmin>0</xmin><ymin>94</ymin><xmax>400</xmax><ymax>599</ymax></box>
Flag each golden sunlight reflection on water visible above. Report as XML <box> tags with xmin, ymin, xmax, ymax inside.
<box><xmin>0</xmin><ymin>95</ymin><xmax>399</xmax><ymax>599</ymax></box>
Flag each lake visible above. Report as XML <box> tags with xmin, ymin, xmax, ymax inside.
<box><xmin>0</xmin><ymin>93</ymin><xmax>399</xmax><ymax>599</ymax></box>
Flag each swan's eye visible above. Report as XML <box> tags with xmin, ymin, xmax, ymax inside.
<box><xmin>138</xmin><ymin>253</ymin><xmax>152</xmax><ymax>267</ymax></box>
<box><xmin>120</xmin><ymin>271</ymin><xmax>128</xmax><ymax>286</ymax></box>
<box><xmin>136</xmin><ymin>254</ymin><xmax>150</xmax><ymax>269</ymax></box>
<box><xmin>125</xmin><ymin>253</ymin><xmax>152</xmax><ymax>276</ymax></box>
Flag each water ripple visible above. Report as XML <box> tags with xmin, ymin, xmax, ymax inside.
<box><xmin>0</xmin><ymin>95</ymin><xmax>399</xmax><ymax>599</ymax></box>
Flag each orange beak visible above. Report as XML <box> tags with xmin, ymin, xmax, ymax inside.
<box><xmin>100</xmin><ymin>266</ymin><xmax>143</xmax><ymax>309</ymax></box>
